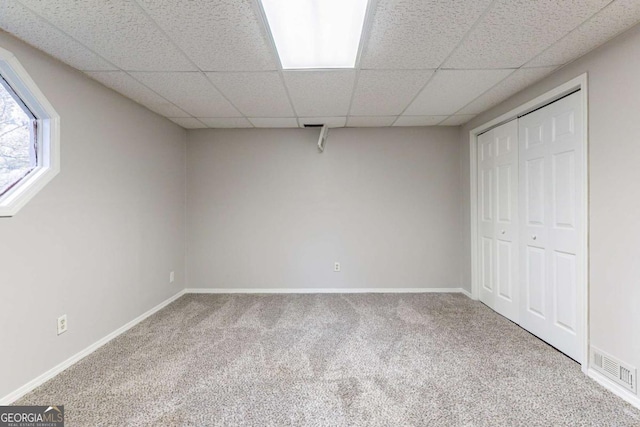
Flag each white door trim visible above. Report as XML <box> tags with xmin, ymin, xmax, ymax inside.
<box><xmin>469</xmin><ymin>73</ymin><xmax>589</xmax><ymax>373</ymax></box>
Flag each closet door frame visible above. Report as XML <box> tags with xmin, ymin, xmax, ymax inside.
<box><xmin>468</xmin><ymin>74</ymin><xmax>589</xmax><ymax>373</ymax></box>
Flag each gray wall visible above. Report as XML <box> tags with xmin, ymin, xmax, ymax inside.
<box><xmin>460</xmin><ymin>24</ymin><xmax>640</xmax><ymax>372</ymax></box>
<box><xmin>6</xmin><ymin>13</ymin><xmax>639</xmax><ymax>402</ymax></box>
<box><xmin>187</xmin><ymin>127</ymin><xmax>463</xmax><ymax>290</ymax></box>
<box><xmin>0</xmin><ymin>32</ymin><xmax>186</xmax><ymax>398</ymax></box>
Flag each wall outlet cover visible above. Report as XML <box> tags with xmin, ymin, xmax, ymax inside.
<box><xmin>57</xmin><ymin>315</ymin><xmax>67</xmax><ymax>335</ymax></box>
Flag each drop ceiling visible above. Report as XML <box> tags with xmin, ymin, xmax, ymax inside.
<box><xmin>1</xmin><ymin>0</ymin><xmax>640</xmax><ymax>129</ymax></box>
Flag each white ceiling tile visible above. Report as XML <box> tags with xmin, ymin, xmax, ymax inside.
<box><xmin>405</xmin><ymin>70</ymin><xmax>511</xmax><ymax>116</ymax></box>
<box><xmin>137</xmin><ymin>0</ymin><xmax>277</xmax><ymax>71</ymax></box>
<box><xmin>445</xmin><ymin>0</ymin><xmax>610</xmax><ymax>69</ymax></box>
<box><xmin>298</xmin><ymin>117</ymin><xmax>347</xmax><ymax>128</ymax></box>
<box><xmin>248</xmin><ymin>118</ymin><xmax>299</xmax><ymax>128</ymax></box>
<box><xmin>527</xmin><ymin>0</ymin><xmax>640</xmax><ymax>67</ymax></box>
<box><xmin>6</xmin><ymin>0</ymin><xmax>633</xmax><ymax>126</ymax></box>
<box><xmin>350</xmin><ymin>70</ymin><xmax>435</xmax><ymax>116</ymax></box>
<box><xmin>0</xmin><ymin>2</ymin><xmax>115</xmax><ymax>71</ymax></box>
<box><xmin>347</xmin><ymin>116</ymin><xmax>397</xmax><ymax>127</ymax></box>
<box><xmin>87</xmin><ymin>71</ymin><xmax>190</xmax><ymax>118</ymax></box>
<box><xmin>439</xmin><ymin>115</ymin><xmax>477</xmax><ymax>126</ymax></box>
<box><xmin>206</xmin><ymin>72</ymin><xmax>293</xmax><ymax>117</ymax></box>
<box><xmin>284</xmin><ymin>71</ymin><xmax>356</xmax><ymax>117</ymax></box>
<box><xmin>198</xmin><ymin>117</ymin><xmax>253</xmax><ymax>128</ymax></box>
<box><xmin>361</xmin><ymin>0</ymin><xmax>494</xmax><ymax>69</ymax></box>
<box><xmin>169</xmin><ymin>117</ymin><xmax>207</xmax><ymax>129</ymax></box>
<box><xmin>457</xmin><ymin>66</ymin><xmax>557</xmax><ymax>115</ymax></box>
<box><xmin>132</xmin><ymin>72</ymin><xmax>241</xmax><ymax>117</ymax></box>
<box><xmin>17</xmin><ymin>0</ymin><xmax>195</xmax><ymax>71</ymax></box>
<box><xmin>393</xmin><ymin>116</ymin><xmax>447</xmax><ymax>126</ymax></box>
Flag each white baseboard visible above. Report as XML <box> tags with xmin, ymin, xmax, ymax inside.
<box><xmin>459</xmin><ymin>288</ymin><xmax>472</xmax><ymax>299</ymax></box>
<box><xmin>0</xmin><ymin>289</ymin><xmax>186</xmax><ymax>405</ymax></box>
<box><xmin>185</xmin><ymin>287</ymin><xmax>469</xmax><ymax>294</ymax></box>
<box><xmin>588</xmin><ymin>368</ymin><xmax>640</xmax><ymax>410</ymax></box>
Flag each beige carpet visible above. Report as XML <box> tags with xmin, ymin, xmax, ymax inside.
<box><xmin>16</xmin><ymin>293</ymin><xmax>640</xmax><ymax>426</ymax></box>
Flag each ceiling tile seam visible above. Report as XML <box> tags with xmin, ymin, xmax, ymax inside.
<box><xmin>345</xmin><ymin>0</ymin><xmax>379</xmax><ymax>119</ymax></box>
<box><xmin>193</xmin><ymin>118</ymin><xmax>208</xmax><ymax>128</ymax></box>
<box><xmin>81</xmin><ymin>69</ymin><xmax>122</xmax><ymax>72</ymax></box>
<box><xmin>197</xmin><ymin>69</ymin><xmax>278</xmax><ymax>74</ymax></box>
<box><xmin>345</xmin><ymin>70</ymin><xmax>361</xmax><ymax>119</ymax></box>
<box><xmin>439</xmin><ymin>67</ymin><xmax>519</xmax><ymax>71</ymax></box>
<box><xmin>566</xmin><ymin>14</ymin><xmax>640</xmax><ymax>67</ymax></box>
<box><xmin>13</xmin><ymin>0</ymin><xmax>194</xmax><ymax>119</ymax></box>
<box><xmin>247</xmin><ymin>117</ymin><xmax>297</xmax><ymax>119</ymax></box>
<box><xmin>447</xmin><ymin>69</ymin><xmax>519</xmax><ymax>117</ymax></box>
<box><xmin>434</xmin><ymin>0</ymin><xmax>499</xmax><ymax>68</ymax></box>
<box><xmin>198</xmin><ymin>118</ymin><xmax>255</xmax><ymax>128</ymax></box>
<box><xmin>518</xmin><ymin>64</ymin><xmax>564</xmax><ymax>69</ymax></box>
<box><xmin>95</xmin><ymin>70</ymin><xmax>191</xmax><ymax>120</ymax></box>
<box><xmin>130</xmin><ymin>0</ymin><xmax>203</xmax><ymax>72</ymax></box>
<box><xmin>118</xmin><ymin>70</ymin><xmax>293</xmax><ymax>75</ymax></box>
<box><xmin>296</xmin><ymin>116</ymin><xmax>347</xmax><ymax>119</ymax></box>
<box><xmin>391</xmin><ymin>0</ymin><xmax>499</xmax><ymax>124</ymax></box>
<box><xmin>200</xmin><ymin>73</ymin><xmax>247</xmax><ymax>119</ymax></box>
<box><xmin>358</xmin><ymin>68</ymin><xmax>436</xmax><ymax>72</ymax></box>
<box><xmin>348</xmin><ymin>114</ymin><xmax>400</xmax><ymax>118</ymax></box>
<box><xmin>131</xmin><ymin>0</ymin><xmax>248</xmax><ymax>123</ymax></box>
<box><xmin>275</xmin><ymin>68</ymin><xmax>299</xmax><ymax>117</ymax></box>
<box><xmin>167</xmin><ymin>117</ymin><xmax>201</xmax><ymax>120</ymax></box>
<box><xmin>389</xmin><ymin>69</ymin><xmax>438</xmax><ymax>126</ymax></box>
<box><xmin>519</xmin><ymin>7</ymin><xmax>637</xmax><ymax>74</ymax></box>
<box><xmin>14</xmin><ymin>0</ymin><xmax>121</xmax><ymax>71</ymax></box>
<box><xmin>521</xmin><ymin>0</ymin><xmax>617</xmax><ymax>69</ymax></box>
<box><xmin>435</xmin><ymin>116</ymin><xmax>452</xmax><ymax>126</ymax></box>
<box><xmin>250</xmin><ymin>0</ymin><xmax>300</xmax><ymax>118</ymax></box>
<box><xmin>118</xmin><ymin>71</ymin><xmax>191</xmax><ymax>117</ymax></box>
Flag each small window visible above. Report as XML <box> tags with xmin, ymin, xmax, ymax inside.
<box><xmin>0</xmin><ymin>46</ymin><xmax>59</xmax><ymax>217</ymax></box>
<box><xmin>0</xmin><ymin>77</ymin><xmax>37</xmax><ymax>196</ymax></box>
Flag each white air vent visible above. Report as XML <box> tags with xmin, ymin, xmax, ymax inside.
<box><xmin>592</xmin><ymin>347</ymin><xmax>637</xmax><ymax>394</ymax></box>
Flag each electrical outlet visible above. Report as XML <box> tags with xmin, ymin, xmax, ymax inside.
<box><xmin>334</xmin><ymin>262</ymin><xmax>341</xmax><ymax>272</ymax></box>
<box><xmin>169</xmin><ymin>271</ymin><xmax>175</xmax><ymax>283</ymax></box>
<box><xmin>57</xmin><ymin>315</ymin><xmax>67</xmax><ymax>335</ymax></box>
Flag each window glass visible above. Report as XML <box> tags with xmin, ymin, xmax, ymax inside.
<box><xmin>0</xmin><ymin>77</ymin><xmax>36</xmax><ymax>196</ymax></box>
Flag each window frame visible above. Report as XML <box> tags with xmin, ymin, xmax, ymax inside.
<box><xmin>0</xmin><ymin>45</ymin><xmax>60</xmax><ymax>217</ymax></box>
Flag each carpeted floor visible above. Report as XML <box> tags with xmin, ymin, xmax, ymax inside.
<box><xmin>16</xmin><ymin>293</ymin><xmax>640</xmax><ymax>426</ymax></box>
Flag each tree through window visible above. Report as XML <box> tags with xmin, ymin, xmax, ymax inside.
<box><xmin>0</xmin><ymin>77</ymin><xmax>36</xmax><ymax>197</ymax></box>
<box><xmin>0</xmin><ymin>46</ymin><xmax>59</xmax><ymax>217</ymax></box>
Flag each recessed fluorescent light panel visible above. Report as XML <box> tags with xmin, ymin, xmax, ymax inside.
<box><xmin>260</xmin><ymin>0</ymin><xmax>369</xmax><ymax>69</ymax></box>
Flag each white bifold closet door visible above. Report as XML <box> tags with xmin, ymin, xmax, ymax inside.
<box><xmin>478</xmin><ymin>91</ymin><xmax>583</xmax><ymax>363</ymax></box>
<box><xmin>519</xmin><ymin>91</ymin><xmax>584</xmax><ymax>363</ymax></box>
<box><xmin>478</xmin><ymin>119</ymin><xmax>519</xmax><ymax>323</ymax></box>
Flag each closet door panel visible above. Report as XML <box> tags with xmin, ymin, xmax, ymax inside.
<box><xmin>478</xmin><ymin>119</ymin><xmax>519</xmax><ymax>322</ymax></box>
<box><xmin>478</xmin><ymin>130</ymin><xmax>496</xmax><ymax>308</ymax></box>
<box><xmin>518</xmin><ymin>91</ymin><xmax>583</xmax><ymax>362</ymax></box>
<box><xmin>493</xmin><ymin>120</ymin><xmax>519</xmax><ymax>321</ymax></box>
